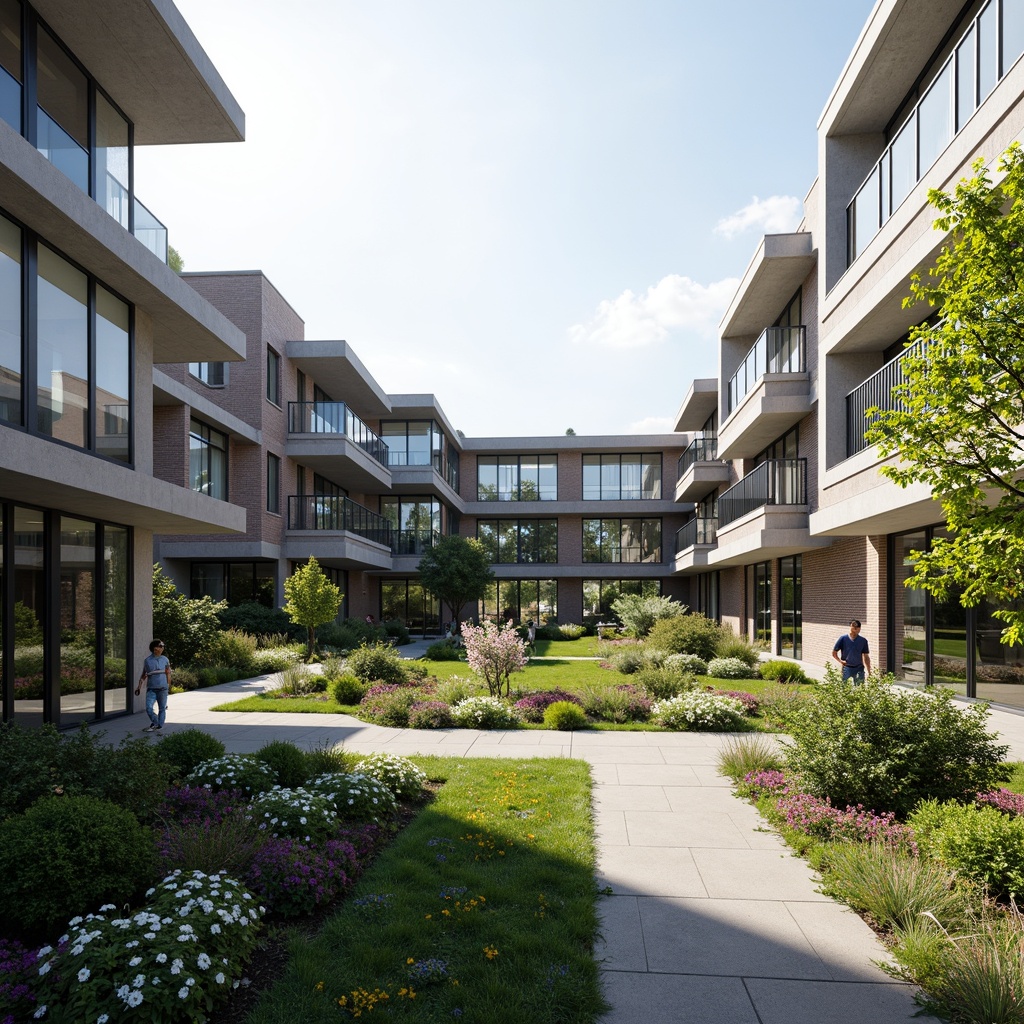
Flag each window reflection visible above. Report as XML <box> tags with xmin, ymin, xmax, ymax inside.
<box><xmin>60</xmin><ymin>517</ymin><xmax>97</xmax><ymax>726</ymax></box>
<box><xmin>0</xmin><ymin>0</ymin><xmax>21</xmax><ymax>133</ymax></box>
<box><xmin>0</xmin><ymin>213</ymin><xmax>21</xmax><ymax>426</ymax></box>
<box><xmin>36</xmin><ymin>28</ymin><xmax>88</xmax><ymax>192</ymax></box>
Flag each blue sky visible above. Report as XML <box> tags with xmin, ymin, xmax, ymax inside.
<box><xmin>138</xmin><ymin>0</ymin><xmax>875</xmax><ymax>437</ymax></box>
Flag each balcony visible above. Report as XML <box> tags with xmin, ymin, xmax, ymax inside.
<box><xmin>673</xmin><ymin>517</ymin><xmax>717</xmax><ymax>573</ymax></box>
<box><xmin>284</xmin><ymin>495</ymin><xmax>393</xmax><ymax>569</ymax></box>
<box><xmin>133</xmin><ymin>197</ymin><xmax>168</xmax><ymax>262</ymax></box>
<box><xmin>675</xmin><ymin>437</ymin><xmax>730</xmax><ymax>502</ymax></box>
<box><xmin>391</xmin><ymin>529</ymin><xmax>440</xmax><ymax>557</ymax></box>
<box><xmin>719</xmin><ymin>459</ymin><xmax>805</xmax><ymax>526</ymax></box>
<box><xmin>388</xmin><ymin>451</ymin><xmax>461</xmax><ymax>493</ymax></box>
<box><xmin>286</xmin><ymin>401</ymin><xmax>391</xmax><ymax>492</ymax></box>
<box><xmin>845</xmin><ymin>345</ymin><xmax>921</xmax><ymax>458</ymax></box>
<box><xmin>719</xmin><ymin>326</ymin><xmax>810</xmax><ymax>460</ymax></box>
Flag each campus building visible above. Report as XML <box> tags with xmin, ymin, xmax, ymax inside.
<box><xmin>674</xmin><ymin>0</ymin><xmax>1024</xmax><ymax>708</ymax></box>
<box><xmin>0</xmin><ymin>0</ymin><xmax>248</xmax><ymax>727</ymax></box>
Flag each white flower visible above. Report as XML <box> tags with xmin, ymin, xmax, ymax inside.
<box><xmin>77</xmin><ymin>967</ymin><xmax>91</xmax><ymax>982</ymax></box>
<box><xmin>38</xmin><ymin>962</ymin><xmax>51</xmax><ymax>976</ymax></box>
<box><xmin>133</xmin><ymin>974</ymin><xmax>145</xmax><ymax>988</ymax></box>
<box><xmin>210</xmin><ymin>924</ymin><xmax>221</xmax><ymax>935</ymax></box>
<box><xmin>37</xmin><ymin>946</ymin><xmax>52</xmax><ymax>956</ymax></box>
<box><xmin>117</xmin><ymin>985</ymin><xmax>130</xmax><ymax>1000</ymax></box>
<box><xmin>178</xmin><ymin>987</ymin><xmax>190</xmax><ymax>1000</ymax></box>
<box><xmin>186</xmin><ymin>976</ymin><xmax>196</xmax><ymax>987</ymax></box>
<box><xmin>126</xmin><ymin>991</ymin><xmax>143</xmax><ymax>1008</ymax></box>
<box><xmin>69</xmin><ymin>916</ymin><xmax>83</xmax><ymax>926</ymax></box>
<box><xmin>215</xmin><ymin>972</ymin><xmax>226</xmax><ymax>984</ymax></box>
<box><xmin>197</xmin><ymin>953</ymin><xmax>211</xmax><ymax>969</ymax></box>
<box><xmin>70</xmin><ymin>945</ymin><xmax>84</xmax><ymax>956</ymax></box>
<box><xmin>129</xmin><ymin>956</ymin><xmax>142</xmax><ymax>967</ymax></box>
<box><xmin>97</xmin><ymin>1015</ymin><xmax>110</xmax><ymax>1024</ymax></box>
<box><xmin>33</xmin><ymin>1006</ymin><xmax>47</xmax><ymax>1019</ymax></box>
<box><xmin>156</xmin><ymin>953</ymin><xmax>167</xmax><ymax>963</ymax></box>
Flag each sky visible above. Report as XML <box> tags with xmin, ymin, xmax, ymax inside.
<box><xmin>137</xmin><ymin>0</ymin><xmax>876</xmax><ymax>439</ymax></box>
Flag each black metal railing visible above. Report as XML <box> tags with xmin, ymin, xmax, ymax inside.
<box><xmin>845</xmin><ymin>344</ymin><xmax>923</xmax><ymax>458</ymax></box>
<box><xmin>675</xmin><ymin>517</ymin><xmax>718</xmax><ymax>553</ymax></box>
<box><xmin>287</xmin><ymin>401</ymin><xmax>389</xmax><ymax>467</ymax></box>
<box><xmin>287</xmin><ymin>495</ymin><xmax>392</xmax><ymax>546</ymax></box>
<box><xmin>391</xmin><ymin>529</ymin><xmax>440</xmax><ymax>556</ymax></box>
<box><xmin>678</xmin><ymin>437</ymin><xmax>720</xmax><ymax>479</ymax></box>
<box><xmin>727</xmin><ymin>326</ymin><xmax>806</xmax><ymax>413</ymax></box>
<box><xmin>718</xmin><ymin>458</ymin><xmax>806</xmax><ymax>527</ymax></box>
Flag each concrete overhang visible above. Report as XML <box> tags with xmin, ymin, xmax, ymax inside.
<box><xmin>709</xmin><ymin>508</ymin><xmax>831</xmax><ymax>567</ymax></box>
<box><xmin>717</xmin><ymin>377</ymin><xmax>812</xmax><ymax>461</ymax></box>
<box><xmin>282</xmin><ymin>534</ymin><xmax>393</xmax><ymax>571</ymax></box>
<box><xmin>819</xmin><ymin>0</ymin><xmax>966</xmax><ymax>137</ymax></box>
<box><xmin>673</xmin><ymin>379</ymin><xmax>718</xmax><ymax>431</ymax></box>
<box><xmin>387</xmin><ymin>395</ymin><xmax>462</xmax><ymax>445</ymax></box>
<box><xmin>33</xmin><ymin>0</ymin><xmax>244</xmax><ymax>145</ymax></box>
<box><xmin>389</xmin><ymin>465</ymin><xmax>464</xmax><ymax>507</ymax></box>
<box><xmin>675</xmin><ymin>462</ymin><xmax>731</xmax><ymax>503</ymax></box>
<box><xmin>286</xmin><ymin>342</ymin><xmax>392</xmax><ymax>419</ymax></box>
<box><xmin>153</xmin><ymin>370</ymin><xmax>261</xmax><ymax>444</ymax></box>
<box><xmin>720</xmin><ymin>234</ymin><xmax>816</xmax><ymax>339</ymax></box>
<box><xmin>810</xmin><ymin>486</ymin><xmax>943</xmax><ymax>537</ymax></box>
<box><xmin>0</xmin><ymin>431</ymin><xmax>245</xmax><ymax>533</ymax></box>
<box><xmin>673</xmin><ymin>545</ymin><xmax>715</xmax><ymax>574</ymax></box>
<box><xmin>285</xmin><ymin>438</ymin><xmax>392</xmax><ymax>493</ymax></box>
<box><xmin>0</xmin><ymin>123</ymin><xmax>246</xmax><ymax>364</ymax></box>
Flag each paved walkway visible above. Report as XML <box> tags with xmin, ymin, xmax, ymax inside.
<box><xmin>88</xmin><ymin>655</ymin><xmax>1024</xmax><ymax>1024</ymax></box>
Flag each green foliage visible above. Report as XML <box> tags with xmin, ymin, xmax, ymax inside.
<box><xmin>607</xmin><ymin>645</ymin><xmax>648</xmax><ymax>674</ymax></box>
<box><xmin>558</xmin><ymin>623</ymin><xmax>587</xmax><ymax>639</ymax></box>
<box><xmin>424</xmin><ymin>640</ymin><xmax>462</xmax><ymax>661</ymax></box>
<box><xmin>198</xmin><ymin>665</ymin><xmax>241</xmax><ymax>687</ymax></box>
<box><xmin>328</xmin><ymin>673</ymin><xmax>367</xmax><ymax>704</ymax></box>
<box><xmin>159</xmin><ymin>807</ymin><xmax>265</xmax><ymax>877</ymax></box>
<box><xmin>187</xmin><ymin>754</ymin><xmax>278</xmax><ymax>796</ymax></box>
<box><xmin>450</xmin><ymin>695</ymin><xmax>523</xmax><ymax>729</ymax></box>
<box><xmin>543</xmin><ymin>700</ymin><xmax>589</xmax><ymax>730</ymax></box>
<box><xmin>647</xmin><ymin>613</ymin><xmax>721</xmax><ymax>660</ymax></box>
<box><xmin>820</xmin><ymin>843</ymin><xmax>962</xmax><ymax>931</ymax></box>
<box><xmin>152</xmin><ymin>564</ymin><xmax>226</xmax><ymax>667</ymax></box>
<box><xmin>0</xmin><ymin>795</ymin><xmax>154</xmax><ymax>938</ymax></box>
<box><xmin>714</xmin><ymin>629</ymin><xmax>761</xmax><ymax>667</ymax></box>
<box><xmin>359</xmin><ymin>688</ymin><xmax>417</xmax><ymax>727</ymax></box>
<box><xmin>759</xmin><ymin>658</ymin><xmax>808</xmax><ymax>683</ymax></box>
<box><xmin>199</xmin><ymin>627</ymin><xmax>259</xmax><ymax>671</ymax></box>
<box><xmin>256</xmin><ymin>740</ymin><xmax>311</xmax><ymax>788</ymax></box>
<box><xmin>910</xmin><ymin>799</ymin><xmax>1024</xmax><ymax>899</ymax></box>
<box><xmin>416</xmin><ymin>535</ymin><xmax>494</xmax><ymax>624</ymax></box>
<box><xmin>303</xmin><ymin>740</ymin><xmax>356</xmax><ymax>776</ymax></box>
<box><xmin>357</xmin><ymin>753</ymin><xmax>427</xmax><ymax>800</ymax></box>
<box><xmin>346</xmin><ymin>642</ymin><xmax>409</xmax><ymax>685</ymax></box>
<box><xmin>707</xmin><ymin>657</ymin><xmax>756</xmax><ymax>680</ymax></box>
<box><xmin>716</xmin><ymin>734</ymin><xmax>785</xmax><ymax>781</ymax></box>
<box><xmin>275</xmin><ymin>663</ymin><xmax>324</xmax><ymax>696</ymax></box>
<box><xmin>154</xmin><ymin>728</ymin><xmax>226</xmax><ymax>780</ymax></box>
<box><xmin>306</xmin><ymin>771</ymin><xmax>397</xmax><ymax>823</ymax></box>
<box><xmin>217</xmin><ymin>601</ymin><xmax>302</xmax><ymax>641</ymax></box>
<box><xmin>864</xmin><ymin>143</ymin><xmax>1024</xmax><ymax>646</ymax></box>
<box><xmin>283</xmin><ymin>556</ymin><xmax>344</xmax><ymax>659</ymax></box>
<box><xmin>784</xmin><ymin>676</ymin><xmax>1009</xmax><ymax>817</ymax></box>
<box><xmin>610</xmin><ymin>594</ymin><xmax>687</xmax><ymax>638</ymax></box>
<box><xmin>13</xmin><ymin>600</ymin><xmax>42</xmax><ymax>643</ymax></box>
<box><xmin>634</xmin><ymin>666</ymin><xmax>694</xmax><ymax>700</ymax></box>
<box><xmin>408</xmin><ymin>701</ymin><xmax>455</xmax><ymax>728</ymax></box>
<box><xmin>664</xmin><ymin>652</ymin><xmax>709</xmax><ymax>676</ymax></box>
<box><xmin>381</xmin><ymin>619</ymin><xmax>410</xmax><ymax>645</ymax></box>
<box><xmin>652</xmin><ymin>691</ymin><xmax>746</xmax><ymax>731</ymax></box>
<box><xmin>434</xmin><ymin>675</ymin><xmax>482</xmax><ymax>705</ymax></box>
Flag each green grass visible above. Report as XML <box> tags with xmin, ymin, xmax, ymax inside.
<box><xmin>532</xmin><ymin>635</ymin><xmax>604</xmax><ymax>657</ymax></box>
<box><xmin>247</xmin><ymin>756</ymin><xmax>606</xmax><ymax>1024</ymax></box>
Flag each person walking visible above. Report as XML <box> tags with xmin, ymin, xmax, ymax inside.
<box><xmin>832</xmin><ymin>620</ymin><xmax>871</xmax><ymax>682</ymax></box>
<box><xmin>136</xmin><ymin>639</ymin><xmax>171</xmax><ymax>732</ymax></box>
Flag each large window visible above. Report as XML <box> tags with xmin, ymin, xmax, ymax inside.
<box><xmin>477</xmin><ymin>519</ymin><xmax>557</xmax><ymax>563</ymax></box>
<box><xmin>189</xmin><ymin>418</ymin><xmax>228</xmax><ymax>500</ymax></box>
<box><xmin>0</xmin><ymin>0</ymin><xmax>21</xmax><ymax>132</ymax></box>
<box><xmin>583</xmin><ymin>454</ymin><xmax>661</xmax><ymax>500</ymax></box>
<box><xmin>0</xmin><ymin>213</ymin><xmax>21</xmax><ymax>426</ymax></box>
<box><xmin>36</xmin><ymin>26</ymin><xmax>88</xmax><ymax>193</ymax></box>
<box><xmin>779</xmin><ymin>555</ymin><xmax>801</xmax><ymax>659</ymax></box>
<box><xmin>750</xmin><ymin>561</ymin><xmax>771</xmax><ymax>646</ymax></box>
<box><xmin>189</xmin><ymin>362</ymin><xmax>226</xmax><ymax>387</ymax></box>
<box><xmin>381</xmin><ymin>496</ymin><xmax>441</xmax><ymax>556</ymax></box>
<box><xmin>190</xmin><ymin>562</ymin><xmax>275</xmax><ymax>607</ymax></box>
<box><xmin>583</xmin><ymin>519</ymin><xmax>662</xmax><ymax>563</ymax></box>
<box><xmin>477</xmin><ymin>455</ymin><xmax>557</xmax><ymax>501</ymax></box>
<box><xmin>382</xmin><ymin>578</ymin><xmax>439</xmax><ymax>633</ymax></box>
<box><xmin>583</xmin><ymin>579</ymin><xmax>661</xmax><ymax>619</ymax></box>
<box><xmin>267</xmin><ymin>348</ymin><xmax>280</xmax><ymax>405</ymax></box>
<box><xmin>479</xmin><ymin>579</ymin><xmax>557</xmax><ymax>625</ymax></box>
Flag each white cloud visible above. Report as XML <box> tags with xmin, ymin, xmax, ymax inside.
<box><xmin>714</xmin><ymin>195</ymin><xmax>803</xmax><ymax>239</ymax></box>
<box><xmin>568</xmin><ymin>274</ymin><xmax>739</xmax><ymax>350</ymax></box>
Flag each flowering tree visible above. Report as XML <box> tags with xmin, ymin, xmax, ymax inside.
<box><xmin>460</xmin><ymin>619</ymin><xmax>527</xmax><ymax>698</ymax></box>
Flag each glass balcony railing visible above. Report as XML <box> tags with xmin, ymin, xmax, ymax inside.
<box><xmin>727</xmin><ymin>326</ymin><xmax>805</xmax><ymax>413</ymax></box>
<box><xmin>288</xmin><ymin>401</ymin><xmax>390</xmax><ymax>467</ymax></box>
<box><xmin>718</xmin><ymin>458</ymin><xmax>806</xmax><ymax>528</ymax></box>
<box><xmin>391</xmin><ymin>529</ymin><xmax>440</xmax><ymax>556</ymax></box>
<box><xmin>675</xmin><ymin>517</ymin><xmax>717</xmax><ymax>553</ymax></box>
<box><xmin>132</xmin><ymin>197</ymin><xmax>168</xmax><ymax>263</ymax></box>
<box><xmin>847</xmin><ymin>0</ymin><xmax>1024</xmax><ymax>265</ymax></box>
<box><xmin>287</xmin><ymin>495</ymin><xmax>392</xmax><ymax>546</ymax></box>
<box><xmin>678</xmin><ymin>437</ymin><xmax>719</xmax><ymax>479</ymax></box>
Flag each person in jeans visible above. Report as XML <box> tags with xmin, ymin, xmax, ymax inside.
<box><xmin>136</xmin><ymin>639</ymin><xmax>171</xmax><ymax>732</ymax></box>
<box><xmin>832</xmin><ymin>620</ymin><xmax>871</xmax><ymax>683</ymax></box>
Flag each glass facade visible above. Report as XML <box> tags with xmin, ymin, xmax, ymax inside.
<box><xmin>190</xmin><ymin>562</ymin><xmax>275</xmax><ymax>607</ymax></box>
<box><xmin>583</xmin><ymin>518</ymin><xmax>662</xmax><ymax>563</ymax></box>
<box><xmin>583</xmin><ymin>454</ymin><xmax>661</xmax><ymax>500</ymax></box>
<box><xmin>583</xmin><ymin>578</ymin><xmax>661</xmax><ymax>618</ymax></box>
<box><xmin>751</xmin><ymin>562</ymin><xmax>771</xmax><ymax>646</ymax></box>
<box><xmin>0</xmin><ymin>0</ymin><xmax>21</xmax><ymax>133</ymax></box>
<box><xmin>477</xmin><ymin>455</ymin><xmax>557</xmax><ymax>501</ymax></box>
<box><xmin>36</xmin><ymin>27</ymin><xmax>88</xmax><ymax>193</ymax></box>
<box><xmin>381</xmin><ymin>578</ymin><xmax>439</xmax><ymax>633</ymax></box>
<box><xmin>477</xmin><ymin>519</ymin><xmax>557</xmax><ymax>563</ymax></box>
<box><xmin>189</xmin><ymin>418</ymin><xmax>228</xmax><ymax>500</ymax></box>
<box><xmin>779</xmin><ymin>555</ymin><xmax>802</xmax><ymax>659</ymax></box>
<box><xmin>0</xmin><ymin>214</ymin><xmax>21</xmax><ymax>426</ymax></box>
<box><xmin>479</xmin><ymin>579</ymin><xmax>557</xmax><ymax>625</ymax></box>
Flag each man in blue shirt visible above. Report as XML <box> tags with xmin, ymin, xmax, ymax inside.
<box><xmin>832</xmin><ymin>620</ymin><xmax>871</xmax><ymax>682</ymax></box>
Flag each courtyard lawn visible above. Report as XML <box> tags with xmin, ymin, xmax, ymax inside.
<box><xmin>532</xmin><ymin>635</ymin><xmax>605</xmax><ymax>657</ymax></box>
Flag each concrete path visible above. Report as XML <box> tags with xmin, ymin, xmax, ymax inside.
<box><xmin>88</xmin><ymin>660</ymin><xmax>1024</xmax><ymax>1024</ymax></box>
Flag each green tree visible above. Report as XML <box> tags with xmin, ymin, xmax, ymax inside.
<box><xmin>417</xmin><ymin>535</ymin><xmax>494</xmax><ymax>630</ymax></box>
<box><xmin>866</xmin><ymin>143</ymin><xmax>1024</xmax><ymax>646</ymax></box>
<box><xmin>283</xmin><ymin>557</ymin><xmax>343</xmax><ymax>660</ymax></box>
<box><xmin>167</xmin><ymin>244</ymin><xmax>184</xmax><ymax>273</ymax></box>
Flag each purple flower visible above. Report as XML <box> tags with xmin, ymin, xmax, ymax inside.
<box><xmin>976</xmin><ymin>788</ymin><xmax>1024</xmax><ymax>816</ymax></box>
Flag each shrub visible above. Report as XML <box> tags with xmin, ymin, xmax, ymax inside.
<box><xmin>357</xmin><ymin>753</ymin><xmax>426</xmax><ymax>800</ymax></box>
<box><xmin>977</xmin><ymin>788</ymin><xmax>1024</xmax><ymax>816</ymax></box>
<box><xmin>664</xmin><ymin>652</ymin><xmax>708</xmax><ymax>676</ymax></box>
<box><xmin>711</xmin><ymin>688</ymin><xmax>759</xmax><ymax>714</ymax></box>
<box><xmin>155</xmin><ymin>728</ymin><xmax>226</xmax><ymax>780</ymax></box>
<box><xmin>33</xmin><ymin>870</ymin><xmax>263</xmax><ymax>1023</ymax></box>
<box><xmin>435</xmin><ymin>675</ymin><xmax>482</xmax><ymax>705</ymax></box>
<box><xmin>756</xmin><ymin>682</ymin><xmax>806</xmax><ymax>730</ymax></box>
<box><xmin>424</xmin><ymin>640</ymin><xmax>462</xmax><ymax>661</ymax></box>
<box><xmin>217</xmin><ymin>600</ymin><xmax>302</xmax><ymax>641</ymax></box>
<box><xmin>759</xmin><ymin>659</ymin><xmax>808</xmax><ymax>684</ymax></box>
<box><xmin>358</xmin><ymin>687</ymin><xmax>417</xmax><ymax>727</ymax></box>
<box><xmin>408</xmin><ymin>701</ymin><xmax>455</xmax><ymax>729</ymax></box>
<box><xmin>381</xmin><ymin>619</ymin><xmax>410</xmax><ymax>645</ymax></box>
<box><xmin>774</xmin><ymin>792</ymin><xmax>915</xmax><ymax>848</ymax></box>
<box><xmin>651</xmin><ymin>691</ymin><xmax>746</xmax><ymax>731</ymax></box>
<box><xmin>558</xmin><ymin>623</ymin><xmax>587</xmax><ymax>640</ymax></box>
<box><xmin>714</xmin><ymin>629</ymin><xmax>761</xmax><ymax>667</ymax></box>
<box><xmin>329</xmin><ymin>673</ymin><xmax>367</xmax><ymax>704</ymax></box>
<box><xmin>707</xmin><ymin>657</ymin><xmax>756</xmax><ymax>680</ymax></box>
<box><xmin>576</xmin><ymin>683</ymin><xmax>653</xmax><ymax>723</ymax></box>
<box><xmin>346</xmin><ymin>642</ymin><xmax>409</xmax><ymax>685</ymax></box>
<box><xmin>157</xmin><ymin>807</ymin><xmax>266</xmax><ymax>876</ymax></box>
<box><xmin>251</xmin><ymin>786</ymin><xmax>339</xmax><ymax>843</ymax></box>
<box><xmin>716</xmin><ymin>734</ymin><xmax>785</xmax><ymax>781</ymax></box>
<box><xmin>513</xmin><ymin>689</ymin><xmax>583</xmax><ymax>723</ymax></box>
<box><xmin>303</xmin><ymin>740</ymin><xmax>356</xmax><ymax>776</ymax></box>
<box><xmin>784</xmin><ymin>675</ymin><xmax>1009</xmax><ymax>818</ymax></box>
<box><xmin>256</xmin><ymin>740</ymin><xmax>311</xmax><ymax>788</ymax></box>
<box><xmin>197</xmin><ymin>666</ymin><xmax>241</xmax><ymax>687</ymax></box>
<box><xmin>246</xmin><ymin>837</ymin><xmax>357</xmax><ymax>917</ymax></box>
<box><xmin>607</xmin><ymin>646</ymin><xmax>648</xmax><ymax>674</ymax></box>
<box><xmin>635</xmin><ymin>667</ymin><xmax>694</xmax><ymax>700</ymax></box>
<box><xmin>152</xmin><ymin>564</ymin><xmax>226</xmax><ymax>667</ymax></box>
<box><xmin>910</xmin><ymin>799</ymin><xmax>1024</xmax><ymax>899</ymax></box>
<box><xmin>187</xmin><ymin>755</ymin><xmax>277</xmax><ymax>796</ymax></box>
<box><xmin>451</xmin><ymin>696</ymin><xmax>522</xmax><ymax>729</ymax></box>
<box><xmin>0</xmin><ymin>795</ymin><xmax>154</xmax><ymax>938</ymax></box>
<box><xmin>544</xmin><ymin>701</ymin><xmax>589</xmax><ymax>730</ymax></box>
<box><xmin>306</xmin><ymin>772</ymin><xmax>397</xmax><ymax>823</ymax></box>
<box><xmin>0</xmin><ymin>938</ymin><xmax>39</xmax><ymax>1022</ymax></box>
<box><xmin>461</xmin><ymin>619</ymin><xmax>528</xmax><ymax>698</ymax></box>
<box><xmin>275</xmin><ymin>663</ymin><xmax>322</xmax><ymax>696</ymax></box>
<box><xmin>647</xmin><ymin>613</ymin><xmax>721</xmax><ymax>660</ymax></box>
<box><xmin>611</xmin><ymin>594</ymin><xmax>686</xmax><ymax>638</ymax></box>
<box><xmin>198</xmin><ymin>628</ymin><xmax>259</xmax><ymax>672</ymax></box>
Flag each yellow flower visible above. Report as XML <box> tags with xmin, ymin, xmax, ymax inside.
<box><xmin>424</xmin><ymin>913</ymin><xmax>432</xmax><ymax>920</ymax></box>
<box><xmin>407</xmin><ymin>958</ymin><xmax>415</xmax><ymax>964</ymax></box>
<box><xmin>315</xmin><ymin>981</ymin><xmax>324</xmax><ymax>992</ymax></box>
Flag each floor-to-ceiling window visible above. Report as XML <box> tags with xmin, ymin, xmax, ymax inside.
<box><xmin>381</xmin><ymin>579</ymin><xmax>439</xmax><ymax>633</ymax></box>
<box><xmin>583</xmin><ymin>578</ymin><xmax>661</xmax><ymax>619</ymax></box>
<box><xmin>779</xmin><ymin>556</ymin><xmax>802</xmax><ymax>659</ymax></box>
<box><xmin>750</xmin><ymin>561</ymin><xmax>771</xmax><ymax>646</ymax></box>
<box><xmin>480</xmin><ymin>579</ymin><xmax>557</xmax><ymax>625</ymax></box>
<box><xmin>189</xmin><ymin>419</ymin><xmax>228</xmax><ymax>500</ymax></box>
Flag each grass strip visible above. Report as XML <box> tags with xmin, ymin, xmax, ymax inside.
<box><xmin>246</xmin><ymin>756</ymin><xmax>606</xmax><ymax>1023</ymax></box>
